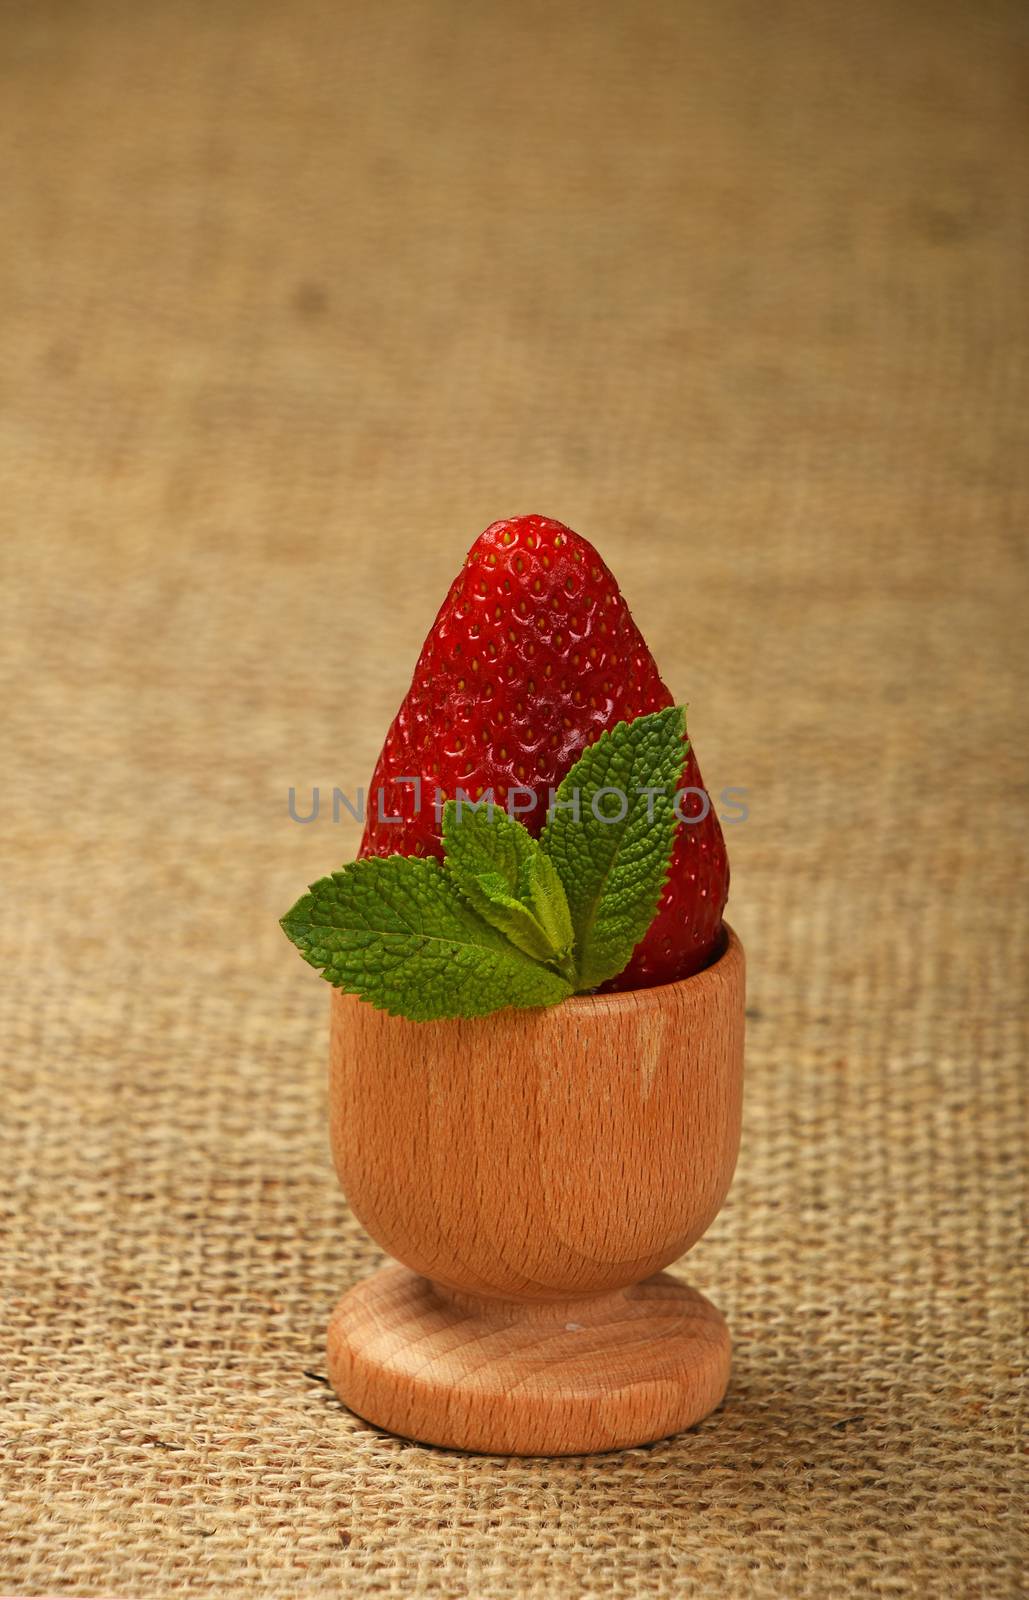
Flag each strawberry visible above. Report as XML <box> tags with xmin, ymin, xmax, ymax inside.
<box><xmin>359</xmin><ymin>515</ymin><xmax>728</xmax><ymax>989</ymax></box>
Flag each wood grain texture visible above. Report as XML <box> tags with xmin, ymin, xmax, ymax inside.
<box><xmin>328</xmin><ymin>1266</ymin><xmax>731</xmax><ymax>1456</ymax></box>
<box><xmin>326</xmin><ymin>926</ymin><xmax>745</xmax><ymax>1454</ymax></box>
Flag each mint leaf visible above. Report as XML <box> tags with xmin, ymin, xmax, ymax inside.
<box><xmin>540</xmin><ymin>706</ymin><xmax>687</xmax><ymax>991</ymax></box>
<box><xmin>451</xmin><ymin>869</ymin><xmax>560</xmax><ymax>966</ymax></box>
<box><xmin>281</xmin><ymin>855</ymin><xmax>572</xmax><ymax>1020</ymax></box>
<box><xmin>441</xmin><ymin>800</ymin><xmax>574</xmax><ymax>969</ymax></box>
<box><xmin>441</xmin><ymin>797</ymin><xmax>531</xmax><ymax>890</ymax></box>
<box><xmin>519</xmin><ymin>849</ymin><xmax>575</xmax><ymax>961</ymax></box>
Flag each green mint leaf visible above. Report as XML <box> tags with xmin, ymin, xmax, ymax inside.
<box><xmin>441</xmin><ymin>798</ymin><xmax>533</xmax><ymax>892</ymax></box>
<box><xmin>441</xmin><ymin>800</ymin><xmax>574</xmax><ymax>967</ymax></box>
<box><xmin>540</xmin><ymin>706</ymin><xmax>688</xmax><ymax>991</ymax></box>
<box><xmin>519</xmin><ymin>850</ymin><xmax>575</xmax><ymax>961</ymax></box>
<box><xmin>452</xmin><ymin>868</ymin><xmax>559</xmax><ymax>965</ymax></box>
<box><xmin>281</xmin><ymin>855</ymin><xmax>572</xmax><ymax>1020</ymax></box>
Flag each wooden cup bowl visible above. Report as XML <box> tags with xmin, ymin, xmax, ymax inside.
<box><xmin>326</xmin><ymin>925</ymin><xmax>745</xmax><ymax>1455</ymax></box>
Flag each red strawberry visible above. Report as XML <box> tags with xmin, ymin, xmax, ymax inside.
<box><xmin>359</xmin><ymin>515</ymin><xmax>728</xmax><ymax>989</ymax></box>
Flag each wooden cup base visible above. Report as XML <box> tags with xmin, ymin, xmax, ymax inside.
<box><xmin>326</xmin><ymin>1261</ymin><xmax>731</xmax><ymax>1456</ymax></box>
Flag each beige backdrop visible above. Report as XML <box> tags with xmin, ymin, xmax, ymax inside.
<box><xmin>1</xmin><ymin>1</ymin><xmax>1026</xmax><ymax>1596</ymax></box>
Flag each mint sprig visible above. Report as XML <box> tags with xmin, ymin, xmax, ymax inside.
<box><xmin>281</xmin><ymin>707</ymin><xmax>690</xmax><ymax>1020</ymax></box>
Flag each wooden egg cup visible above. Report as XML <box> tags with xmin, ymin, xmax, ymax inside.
<box><xmin>326</xmin><ymin>926</ymin><xmax>745</xmax><ymax>1455</ymax></box>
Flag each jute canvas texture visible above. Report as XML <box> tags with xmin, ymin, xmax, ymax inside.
<box><xmin>1</xmin><ymin>1</ymin><xmax>1025</xmax><ymax>1596</ymax></box>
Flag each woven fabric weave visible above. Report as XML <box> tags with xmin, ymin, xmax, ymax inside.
<box><xmin>1</xmin><ymin>1</ymin><xmax>1025</xmax><ymax>1595</ymax></box>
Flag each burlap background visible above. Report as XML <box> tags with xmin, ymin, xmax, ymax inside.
<box><xmin>1</xmin><ymin>1</ymin><xmax>1025</xmax><ymax>1595</ymax></box>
